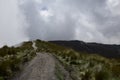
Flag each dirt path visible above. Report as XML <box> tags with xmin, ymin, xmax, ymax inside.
<box><xmin>13</xmin><ymin>53</ymin><xmax>57</xmax><ymax>80</ymax></box>
<box><xmin>32</xmin><ymin>41</ymin><xmax>37</xmax><ymax>51</ymax></box>
<box><xmin>12</xmin><ymin>42</ymin><xmax>72</xmax><ymax>80</ymax></box>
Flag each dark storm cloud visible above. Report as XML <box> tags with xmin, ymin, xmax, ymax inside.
<box><xmin>20</xmin><ymin>0</ymin><xmax>120</xmax><ymax>44</ymax></box>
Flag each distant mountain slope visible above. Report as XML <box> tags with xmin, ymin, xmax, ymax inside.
<box><xmin>0</xmin><ymin>40</ymin><xmax>120</xmax><ymax>80</ymax></box>
<box><xmin>49</xmin><ymin>40</ymin><xmax>120</xmax><ymax>58</ymax></box>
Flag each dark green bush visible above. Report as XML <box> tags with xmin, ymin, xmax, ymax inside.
<box><xmin>0</xmin><ymin>77</ymin><xmax>4</xmax><ymax>80</ymax></box>
<box><xmin>0</xmin><ymin>41</ymin><xmax>36</xmax><ymax>80</ymax></box>
<box><xmin>0</xmin><ymin>59</ymin><xmax>13</xmax><ymax>78</ymax></box>
<box><xmin>112</xmin><ymin>64</ymin><xmax>120</xmax><ymax>77</ymax></box>
<box><xmin>0</xmin><ymin>46</ymin><xmax>16</xmax><ymax>57</ymax></box>
<box><xmin>95</xmin><ymin>70</ymin><xmax>111</xmax><ymax>80</ymax></box>
<box><xmin>82</xmin><ymin>71</ymin><xmax>92</xmax><ymax>80</ymax></box>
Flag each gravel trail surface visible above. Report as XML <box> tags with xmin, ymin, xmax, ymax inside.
<box><xmin>13</xmin><ymin>53</ymin><xmax>57</xmax><ymax>80</ymax></box>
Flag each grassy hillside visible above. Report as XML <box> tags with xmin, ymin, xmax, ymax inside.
<box><xmin>0</xmin><ymin>39</ymin><xmax>119</xmax><ymax>80</ymax></box>
<box><xmin>35</xmin><ymin>39</ymin><xmax>120</xmax><ymax>80</ymax></box>
<box><xmin>0</xmin><ymin>41</ymin><xmax>36</xmax><ymax>80</ymax></box>
<box><xmin>50</xmin><ymin>40</ymin><xmax>120</xmax><ymax>58</ymax></box>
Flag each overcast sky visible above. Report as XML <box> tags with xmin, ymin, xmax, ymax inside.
<box><xmin>0</xmin><ymin>0</ymin><xmax>120</xmax><ymax>47</ymax></box>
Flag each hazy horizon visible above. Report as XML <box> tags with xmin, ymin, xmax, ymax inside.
<box><xmin>0</xmin><ymin>0</ymin><xmax>120</xmax><ymax>47</ymax></box>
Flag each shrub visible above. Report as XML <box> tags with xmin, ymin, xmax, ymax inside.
<box><xmin>0</xmin><ymin>77</ymin><xmax>4</xmax><ymax>80</ymax></box>
<box><xmin>112</xmin><ymin>64</ymin><xmax>120</xmax><ymax>77</ymax></box>
<box><xmin>95</xmin><ymin>70</ymin><xmax>111</xmax><ymax>80</ymax></box>
<box><xmin>81</xmin><ymin>71</ymin><xmax>92</xmax><ymax>80</ymax></box>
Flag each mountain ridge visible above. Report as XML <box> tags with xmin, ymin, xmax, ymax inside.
<box><xmin>49</xmin><ymin>40</ymin><xmax>120</xmax><ymax>58</ymax></box>
<box><xmin>0</xmin><ymin>39</ymin><xmax>120</xmax><ymax>80</ymax></box>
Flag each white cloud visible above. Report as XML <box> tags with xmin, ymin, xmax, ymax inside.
<box><xmin>1</xmin><ymin>0</ymin><xmax>120</xmax><ymax>46</ymax></box>
<box><xmin>19</xmin><ymin>0</ymin><xmax>120</xmax><ymax>44</ymax></box>
<box><xmin>0</xmin><ymin>0</ymin><xmax>28</xmax><ymax>47</ymax></box>
<box><xmin>39</xmin><ymin>9</ymin><xmax>53</xmax><ymax>22</ymax></box>
<box><xmin>106</xmin><ymin>0</ymin><xmax>120</xmax><ymax>15</ymax></box>
<box><xmin>35</xmin><ymin>0</ymin><xmax>42</xmax><ymax>4</ymax></box>
<box><xmin>107</xmin><ymin>0</ymin><xmax>119</xmax><ymax>7</ymax></box>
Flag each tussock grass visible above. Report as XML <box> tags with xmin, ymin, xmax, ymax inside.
<box><xmin>35</xmin><ymin>39</ymin><xmax>120</xmax><ymax>80</ymax></box>
<box><xmin>0</xmin><ymin>39</ymin><xmax>119</xmax><ymax>80</ymax></box>
<box><xmin>0</xmin><ymin>42</ymin><xmax>36</xmax><ymax>80</ymax></box>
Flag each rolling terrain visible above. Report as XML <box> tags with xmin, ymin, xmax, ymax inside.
<box><xmin>0</xmin><ymin>39</ymin><xmax>120</xmax><ymax>80</ymax></box>
<box><xmin>50</xmin><ymin>40</ymin><xmax>120</xmax><ymax>58</ymax></box>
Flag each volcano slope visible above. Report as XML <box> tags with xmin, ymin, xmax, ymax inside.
<box><xmin>12</xmin><ymin>41</ymin><xmax>72</xmax><ymax>80</ymax></box>
<box><xmin>12</xmin><ymin>53</ymin><xmax>57</xmax><ymax>80</ymax></box>
<box><xmin>0</xmin><ymin>40</ymin><xmax>120</xmax><ymax>80</ymax></box>
<box><xmin>12</xmin><ymin>53</ymin><xmax>72</xmax><ymax>80</ymax></box>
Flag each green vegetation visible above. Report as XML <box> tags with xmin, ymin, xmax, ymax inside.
<box><xmin>0</xmin><ymin>39</ymin><xmax>119</xmax><ymax>80</ymax></box>
<box><xmin>35</xmin><ymin>39</ymin><xmax>120</xmax><ymax>80</ymax></box>
<box><xmin>0</xmin><ymin>42</ymin><xmax>36</xmax><ymax>80</ymax></box>
<box><xmin>55</xmin><ymin>63</ymin><xmax>64</xmax><ymax>80</ymax></box>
